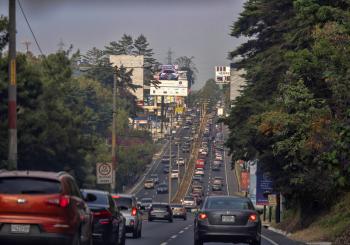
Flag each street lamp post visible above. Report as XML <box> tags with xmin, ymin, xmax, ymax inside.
<box><xmin>168</xmin><ymin>108</ymin><xmax>173</xmax><ymax>204</ymax></box>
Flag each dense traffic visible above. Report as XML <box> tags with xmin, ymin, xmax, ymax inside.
<box><xmin>0</xmin><ymin>105</ymin><xmax>263</xmax><ymax>245</ymax></box>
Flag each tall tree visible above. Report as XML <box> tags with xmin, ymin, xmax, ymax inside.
<box><xmin>105</xmin><ymin>34</ymin><xmax>134</xmax><ymax>55</ymax></box>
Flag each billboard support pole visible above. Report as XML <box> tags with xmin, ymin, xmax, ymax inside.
<box><xmin>161</xmin><ymin>96</ymin><xmax>164</xmax><ymax>134</ymax></box>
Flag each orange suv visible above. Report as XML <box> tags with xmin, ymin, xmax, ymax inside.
<box><xmin>0</xmin><ymin>170</ymin><xmax>94</xmax><ymax>245</ymax></box>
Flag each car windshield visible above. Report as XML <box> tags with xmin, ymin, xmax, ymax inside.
<box><xmin>152</xmin><ymin>204</ymin><xmax>168</xmax><ymax>210</ymax></box>
<box><xmin>184</xmin><ymin>196</ymin><xmax>194</xmax><ymax>201</ymax></box>
<box><xmin>205</xmin><ymin>197</ymin><xmax>253</xmax><ymax>210</ymax></box>
<box><xmin>0</xmin><ymin>177</ymin><xmax>61</xmax><ymax>194</ymax></box>
<box><xmin>159</xmin><ymin>184</ymin><xmax>167</xmax><ymax>188</ymax></box>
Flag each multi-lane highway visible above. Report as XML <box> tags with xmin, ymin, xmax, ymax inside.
<box><xmin>126</xmin><ymin>111</ymin><xmax>304</xmax><ymax>245</ymax></box>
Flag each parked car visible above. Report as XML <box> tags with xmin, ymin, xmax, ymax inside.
<box><xmin>194</xmin><ymin>195</ymin><xmax>262</xmax><ymax>245</ymax></box>
<box><xmin>157</xmin><ymin>183</ymin><xmax>169</xmax><ymax>194</ymax></box>
<box><xmin>0</xmin><ymin>171</ymin><xmax>94</xmax><ymax>245</ymax></box>
<box><xmin>144</xmin><ymin>179</ymin><xmax>155</xmax><ymax>189</ymax></box>
<box><xmin>81</xmin><ymin>189</ymin><xmax>126</xmax><ymax>245</ymax></box>
<box><xmin>171</xmin><ymin>204</ymin><xmax>187</xmax><ymax>220</ymax></box>
<box><xmin>112</xmin><ymin>194</ymin><xmax>142</xmax><ymax>239</ymax></box>
<box><xmin>140</xmin><ymin>197</ymin><xmax>153</xmax><ymax>211</ymax></box>
<box><xmin>148</xmin><ymin>203</ymin><xmax>173</xmax><ymax>222</ymax></box>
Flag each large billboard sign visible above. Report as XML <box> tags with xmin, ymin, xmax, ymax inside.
<box><xmin>150</xmin><ymin>86</ymin><xmax>188</xmax><ymax>96</ymax></box>
<box><xmin>215</xmin><ymin>66</ymin><xmax>231</xmax><ymax>84</ymax></box>
<box><xmin>154</xmin><ymin>80</ymin><xmax>188</xmax><ymax>88</ymax></box>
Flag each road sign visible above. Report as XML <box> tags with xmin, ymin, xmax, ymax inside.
<box><xmin>268</xmin><ymin>194</ymin><xmax>277</xmax><ymax>206</ymax></box>
<box><xmin>96</xmin><ymin>162</ymin><xmax>113</xmax><ymax>184</ymax></box>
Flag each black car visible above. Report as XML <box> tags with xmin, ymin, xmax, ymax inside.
<box><xmin>194</xmin><ymin>196</ymin><xmax>262</xmax><ymax>245</ymax></box>
<box><xmin>148</xmin><ymin>203</ymin><xmax>173</xmax><ymax>222</ymax></box>
<box><xmin>157</xmin><ymin>183</ymin><xmax>169</xmax><ymax>194</ymax></box>
<box><xmin>163</xmin><ymin>166</ymin><xmax>170</xmax><ymax>174</ymax></box>
<box><xmin>81</xmin><ymin>189</ymin><xmax>126</xmax><ymax>245</ymax></box>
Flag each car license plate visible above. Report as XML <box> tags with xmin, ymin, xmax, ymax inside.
<box><xmin>11</xmin><ymin>224</ymin><xmax>30</xmax><ymax>233</ymax></box>
<box><xmin>222</xmin><ymin>215</ymin><xmax>235</xmax><ymax>222</ymax></box>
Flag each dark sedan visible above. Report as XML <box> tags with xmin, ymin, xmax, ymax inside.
<box><xmin>194</xmin><ymin>196</ymin><xmax>262</xmax><ymax>245</ymax></box>
<box><xmin>81</xmin><ymin>189</ymin><xmax>126</xmax><ymax>245</ymax></box>
<box><xmin>148</xmin><ymin>203</ymin><xmax>173</xmax><ymax>222</ymax></box>
<box><xmin>157</xmin><ymin>183</ymin><xmax>169</xmax><ymax>194</ymax></box>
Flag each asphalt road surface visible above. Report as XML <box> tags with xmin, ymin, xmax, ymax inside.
<box><xmin>128</xmin><ymin>115</ymin><xmax>305</xmax><ymax>245</ymax></box>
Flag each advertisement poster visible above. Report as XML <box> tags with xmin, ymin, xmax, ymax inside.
<box><xmin>241</xmin><ymin>171</ymin><xmax>250</xmax><ymax>192</ymax></box>
<box><xmin>256</xmin><ymin>171</ymin><xmax>273</xmax><ymax>206</ymax></box>
<box><xmin>248</xmin><ymin>160</ymin><xmax>257</xmax><ymax>205</ymax></box>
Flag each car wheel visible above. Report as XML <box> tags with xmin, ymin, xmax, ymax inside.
<box><xmin>183</xmin><ymin>216</ymin><xmax>187</xmax><ymax>221</ymax></box>
<box><xmin>194</xmin><ymin>235</ymin><xmax>203</xmax><ymax>245</ymax></box>
<box><xmin>148</xmin><ymin>217</ymin><xmax>153</xmax><ymax>222</ymax></box>
<box><xmin>133</xmin><ymin>227</ymin><xmax>138</xmax><ymax>239</ymax></box>
<box><xmin>168</xmin><ymin>218</ymin><xmax>173</xmax><ymax>223</ymax></box>
<box><xmin>71</xmin><ymin>232</ymin><xmax>81</xmax><ymax>245</ymax></box>
<box><xmin>137</xmin><ymin>225</ymin><xmax>142</xmax><ymax>238</ymax></box>
<box><xmin>250</xmin><ymin>239</ymin><xmax>261</xmax><ymax>245</ymax></box>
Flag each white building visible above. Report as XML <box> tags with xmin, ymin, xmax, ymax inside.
<box><xmin>109</xmin><ymin>55</ymin><xmax>144</xmax><ymax>103</ymax></box>
<box><xmin>230</xmin><ymin>66</ymin><xmax>246</xmax><ymax>102</ymax></box>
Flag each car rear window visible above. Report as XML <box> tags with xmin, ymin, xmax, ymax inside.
<box><xmin>184</xmin><ymin>196</ymin><xmax>194</xmax><ymax>201</ymax></box>
<box><xmin>114</xmin><ymin>197</ymin><xmax>132</xmax><ymax>209</ymax></box>
<box><xmin>82</xmin><ymin>191</ymin><xmax>108</xmax><ymax>206</ymax></box>
<box><xmin>0</xmin><ymin>177</ymin><xmax>61</xmax><ymax>194</ymax></box>
<box><xmin>152</xmin><ymin>204</ymin><xmax>168</xmax><ymax>210</ymax></box>
<box><xmin>142</xmin><ymin>198</ymin><xmax>152</xmax><ymax>203</ymax></box>
<box><xmin>205</xmin><ymin>197</ymin><xmax>253</xmax><ymax>210</ymax></box>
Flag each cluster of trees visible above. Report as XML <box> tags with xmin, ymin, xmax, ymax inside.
<box><xmin>226</xmin><ymin>0</ymin><xmax>350</xmax><ymax>228</ymax></box>
<box><xmin>0</xmin><ymin>26</ymin><xmax>156</xmax><ymax>190</ymax></box>
<box><xmin>188</xmin><ymin>79</ymin><xmax>221</xmax><ymax>108</ymax></box>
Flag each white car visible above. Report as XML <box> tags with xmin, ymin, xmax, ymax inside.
<box><xmin>182</xmin><ymin>196</ymin><xmax>196</xmax><ymax>209</ymax></box>
<box><xmin>195</xmin><ymin>168</ymin><xmax>205</xmax><ymax>176</ymax></box>
<box><xmin>171</xmin><ymin>170</ymin><xmax>179</xmax><ymax>178</ymax></box>
<box><xmin>215</xmin><ymin>154</ymin><xmax>223</xmax><ymax>161</ymax></box>
<box><xmin>177</xmin><ymin>158</ymin><xmax>185</xmax><ymax>165</ymax></box>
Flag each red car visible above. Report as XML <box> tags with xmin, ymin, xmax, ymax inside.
<box><xmin>0</xmin><ymin>171</ymin><xmax>94</xmax><ymax>245</ymax></box>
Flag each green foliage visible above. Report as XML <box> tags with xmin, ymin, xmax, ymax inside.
<box><xmin>226</xmin><ymin>0</ymin><xmax>350</xmax><ymax>224</ymax></box>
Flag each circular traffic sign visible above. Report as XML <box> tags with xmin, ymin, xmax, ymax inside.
<box><xmin>98</xmin><ymin>163</ymin><xmax>112</xmax><ymax>176</ymax></box>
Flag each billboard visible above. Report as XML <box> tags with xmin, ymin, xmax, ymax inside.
<box><xmin>256</xmin><ymin>171</ymin><xmax>273</xmax><ymax>206</ymax></box>
<box><xmin>150</xmin><ymin>86</ymin><xmax>188</xmax><ymax>96</ymax></box>
<box><xmin>248</xmin><ymin>160</ymin><xmax>257</xmax><ymax>205</ymax></box>
<box><xmin>241</xmin><ymin>171</ymin><xmax>250</xmax><ymax>192</ymax></box>
<box><xmin>215</xmin><ymin>66</ymin><xmax>231</xmax><ymax>84</ymax></box>
<box><xmin>154</xmin><ymin>80</ymin><xmax>188</xmax><ymax>88</ymax></box>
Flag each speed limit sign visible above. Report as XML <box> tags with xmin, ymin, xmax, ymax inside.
<box><xmin>96</xmin><ymin>163</ymin><xmax>113</xmax><ymax>184</ymax></box>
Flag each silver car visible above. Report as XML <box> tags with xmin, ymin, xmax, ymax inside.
<box><xmin>113</xmin><ymin>194</ymin><xmax>142</xmax><ymax>239</ymax></box>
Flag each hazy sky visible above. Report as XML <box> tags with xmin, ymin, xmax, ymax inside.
<box><xmin>0</xmin><ymin>0</ymin><xmax>246</xmax><ymax>89</ymax></box>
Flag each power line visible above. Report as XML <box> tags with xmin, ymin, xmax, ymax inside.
<box><xmin>17</xmin><ymin>0</ymin><xmax>44</xmax><ymax>56</ymax></box>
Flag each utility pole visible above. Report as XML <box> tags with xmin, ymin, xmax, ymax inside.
<box><xmin>8</xmin><ymin>0</ymin><xmax>17</xmax><ymax>170</ymax></box>
<box><xmin>166</xmin><ymin>48</ymin><xmax>173</xmax><ymax>65</ymax></box>
<box><xmin>111</xmin><ymin>66</ymin><xmax>118</xmax><ymax>192</ymax></box>
<box><xmin>160</xmin><ymin>96</ymin><xmax>165</xmax><ymax>134</ymax></box>
<box><xmin>168</xmin><ymin>110</ymin><xmax>173</xmax><ymax>204</ymax></box>
<box><xmin>177</xmin><ymin>139</ymin><xmax>180</xmax><ymax>187</ymax></box>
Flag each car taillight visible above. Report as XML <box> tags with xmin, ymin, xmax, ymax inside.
<box><xmin>248</xmin><ymin>214</ymin><xmax>258</xmax><ymax>222</ymax></box>
<box><xmin>93</xmin><ymin>210</ymin><xmax>112</xmax><ymax>224</ymax></box>
<box><xmin>47</xmin><ymin>195</ymin><xmax>70</xmax><ymax>208</ymax></box>
<box><xmin>198</xmin><ymin>213</ymin><xmax>207</xmax><ymax>220</ymax></box>
<box><xmin>132</xmin><ymin>207</ymin><xmax>137</xmax><ymax>216</ymax></box>
<box><xmin>112</xmin><ymin>195</ymin><xmax>120</xmax><ymax>199</ymax></box>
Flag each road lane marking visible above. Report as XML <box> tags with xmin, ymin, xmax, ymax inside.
<box><xmin>160</xmin><ymin>242</ymin><xmax>167</xmax><ymax>245</ymax></box>
<box><xmin>179</xmin><ymin>230</ymin><xmax>184</xmax><ymax>234</ymax></box>
<box><xmin>261</xmin><ymin>234</ymin><xmax>279</xmax><ymax>245</ymax></box>
<box><xmin>171</xmin><ymin>235</ymin><xmax>177</xmax><ymax>239</ymax></box>
<box><xmin>184</xmin><ymin>227</ymin><xmax>189</xmax><ymax>230</ymax></box>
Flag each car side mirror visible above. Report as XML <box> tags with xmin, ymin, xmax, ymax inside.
<box><xmin>84</xmin><ymin>193</ymin><xmax>97</xmax><ymax>202</ymax></box>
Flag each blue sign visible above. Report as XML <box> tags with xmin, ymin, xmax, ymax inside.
<box><xmin>256</xmin><ymin>171</ymin><xmax>273</xmax><ymax>206</ymax></box>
